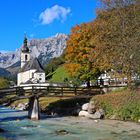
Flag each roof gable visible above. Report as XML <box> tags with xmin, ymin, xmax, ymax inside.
<box><xmin>20</xmin><ymin>58</ymin><xmax>44</xmax><ymax>72</ymax></box>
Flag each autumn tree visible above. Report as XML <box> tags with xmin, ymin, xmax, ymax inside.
<box><xmin>93</xmin><ymin>0</ymin><xmax>140</xmax><ymax>87</ymax></box>
<box><xmin>64</xmin><ymin>23</ymin><xmax>101</xmax><ymax>87</ymax></box>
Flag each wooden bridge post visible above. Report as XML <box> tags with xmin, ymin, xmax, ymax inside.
<box><xmin>47</xmin><ymin>86</ymin><xmax>49</xmax><ymax>94</ymax></box>
<box><xmin>61</xmin><ymin>87</ymin><xmax>63</xmax><ymax>96</ymax></box>
<box><xmin>16</xmin><ymin>87</ymin><xmax>17</xmax><ymax>95</ymax></box>
<box><xmin>74</xmin><ymin>87</ymin><xmax>77</xmax><ymax>95</ymax></box>
<box><xmin>28</xmin><ymin>96</ymin><xmax>40</xmax><ymax>120</ymax></box>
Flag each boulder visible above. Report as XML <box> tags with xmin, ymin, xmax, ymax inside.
<box><xmin>82</xmin><ymin>103</ymin><xmax>89</xmax><ymax>111</ymax></box>
<box><xmin>79</xmin><ymin>110</ymin><xmax>89</xmax><ymax>117</ymax></box>
<box><xmin>79</xmin><ymin>110</ymin><xmax>99</xmax><ymax>119</ymax></box>
<box><xmin>79</xmin><ymin>109</ymin><xmax>105</xmax><ymax>119</ymax></box>
<box><xmin>98</xmin><ymin>108</ymin><xmax>105</xmax><ymax>118</ymax></box>
<box><xmin>88</xmin><ymin>101</ymin><xmax>96</xmax><ymax>114</ymax></box>
<box><xmin>87</xmin><ymin>111</ymin><xmax>103</xmax><ymax>119</ymax></box>
<box><xmin>16</xmin><ymin>103</ymin><xmax>28</xmax><ymax>110</ymax></box>
<box><xmin>17</xmin><ymin>103</ymin><xmax>25</xmax><ymax>110</ymax></box>
<box><xmin>24</xmin><ymin>102</ymin><xmax>29</xmax><ymax>109</ymax></box>
<box><xmin>94</xmin><ymin>120</ymin><xmax>99</xmax><ymax>123</ymax></box>
<box><xmin>55</xmin><ymin>130</ymin><xmax>69</xmax><ymax>135</ymax></box>
<box><xmin>93</xmin><ymin>111</ymin><xmax>102</xmax><ymax>119</ymax></box>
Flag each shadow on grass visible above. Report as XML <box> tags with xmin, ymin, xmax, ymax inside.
<box><xmin>43</xmin><ymin>97</ymin><xmax>91</xmax><ymax>116</ymax></box>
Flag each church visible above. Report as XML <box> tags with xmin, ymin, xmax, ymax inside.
<box><xmin>17</xmin><ymin>35</ymin><xmax>45</xmax><ymax>86</ymax></box>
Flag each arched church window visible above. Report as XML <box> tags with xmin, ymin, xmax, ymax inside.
<box><xmin>25</xmin><ymin>55</ymin><xmax>28</xmax><ymax>61</ymax></box>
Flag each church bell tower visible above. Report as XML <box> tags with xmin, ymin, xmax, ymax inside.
<box><xmin>21</xmin><ymin>35</ymin><xmax>30</xmax><ymax>68</ymax></box>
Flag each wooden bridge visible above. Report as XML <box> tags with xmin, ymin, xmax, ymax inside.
<box><xmin>0</xmin><ymin>85</ymin><xmax>125</xmax><ymax>120</ymax></box>
<box><xmin>0</xmin><ymin>85</ymin><xmax>104</xmax><ymax>97</ymax></box>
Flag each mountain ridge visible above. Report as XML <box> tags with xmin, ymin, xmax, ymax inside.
<box><xmin>0</xmin><ymin>33</ymin><xmax>67</xmax><ymax>68</ymax></box>
<box><xmin>0</xmin><ymin>33</ymin><xmax>67</xmax><ymax>77</ymax></box>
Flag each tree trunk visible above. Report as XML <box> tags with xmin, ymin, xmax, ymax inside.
<box><xmin>86</xmin><ymin>80</ymin><xmax>90</xmax><ymax>88</ymax></box>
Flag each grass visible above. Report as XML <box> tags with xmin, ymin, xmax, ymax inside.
<box><xmin>0</xmin><ymin>137</ymin><xmax>6</xmax><ymax>140</ymax></box>
<box><xmin>39</xmin><ymin>97</ymin><xmax>67</xmax><ymax>112</ymax></box>
<box><xmin>0</xmin><ymin>91</ymin><xmax>90</xmax><ymax>116</ymax></box>
<box><xmin>0</xmin><ymin>94</ymin><xmax>61</xmax><ymax>108</ymax></box>
<box><xmin>44</xmin><ymin>97</ymin><xmax>90</xmax><ymax>115</ymax></box>
<box><xmin>0</xmin><ymin>93</ymin><xmax>69</xmax><ymax>113</ymax></box>
<box><xmin>10</xmin><ymin>99</ymin><xmax>28</xmax><ymax>108</ymax></box>
<box><xmin>91</xmin><ymin>88</ymin><xmax>140</xmax><ymax>121</ymax></box>
<box><xmin>49</xmin><ymin>65</ymin><xmax>70</xmax><ymax>83</ymax></box>
<box><xmin>0</xmin><ymin>77</ymin><xmax>9</xmax><ymax>89</ymax></box>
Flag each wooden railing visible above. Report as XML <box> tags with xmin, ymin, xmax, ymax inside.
<box><xmin>0</xmin><ymin>85</ymin><xmax>127</xmax><ymax>98</ymax></box>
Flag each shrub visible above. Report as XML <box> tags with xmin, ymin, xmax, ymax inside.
<box><xmin>92</xmin><ymin>89</ymin><xmax>140</xmax><ymax>121</ymax></box>
<box><xmin>117</xmin><ymin>102</ymin><xmax>140</xmax><ymax>121</ymax></box>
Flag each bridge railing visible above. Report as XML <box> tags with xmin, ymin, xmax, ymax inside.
<box><xmin>0</xmin><ymin>85</ymin><xmax>127</xmax><ymax>98</ymax></box>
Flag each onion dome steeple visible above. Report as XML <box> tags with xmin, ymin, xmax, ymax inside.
<box><xmin>21</xmin><ymin>34</ymin><xmax>29</xmax><ymax>53</ymax></box>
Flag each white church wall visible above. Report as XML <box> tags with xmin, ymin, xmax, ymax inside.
<box><xmin>29</xmin><ymin>69</ymin><xmax>36</xmax><ymax>79</ymax></box>
<box><xmin>17</xmin><ymin>73</ymin><xmax>22</xmax><ymax>86</ymax></box>
<box><xmin>18</xmin><ymin>70</ymin><xmax>45</xmax><ymax>85</ymax></box>
<box><xmin>34</xmin><ymin>72</ymin><xmax>45</xmax><ymax>83</ymax></box>
<box><xmin>18</xmin><ymin>70</ymin><xmax>36</xmax><ymax>85</ymax></box>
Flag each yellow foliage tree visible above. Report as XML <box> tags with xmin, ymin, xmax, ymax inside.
<box><xmin>64</xmin><ymin>23</ymin><xmax>101</xmax><ymax>87</ymax></box>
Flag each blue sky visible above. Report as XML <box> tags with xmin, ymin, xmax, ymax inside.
<box><xmin>0</xmin><ymin>0</ymin><xmax>98</xmax><ymax>51</ymax></box>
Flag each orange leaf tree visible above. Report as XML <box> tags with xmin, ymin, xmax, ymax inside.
<box><xmin>64</xmin><ymin>23</ymin><xmax>101</xmax><ymax>87</ymax></box>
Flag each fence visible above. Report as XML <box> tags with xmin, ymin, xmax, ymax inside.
<box><xmin>0</xmin><ymin>84</ymin><xmax>128</xmax><ymax>99</ymax></box>
<box><xmin>0</xmin><ymin>85</ymin><xmax>105</xmax><ymax>98</ymax></box>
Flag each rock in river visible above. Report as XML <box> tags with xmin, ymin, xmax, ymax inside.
<box><xmin>55</xmin><ymin>130</ymin><xmax>69</xmax><ymax>135</ymax></box>
<box><xmin>88</xmin><ymin>101</ymin><xmax>96</xmax><ymax>114</ymax></box>
<box><xmin>79</xmin><ymin>110</ymin><xmax>89</xmax><ymax>117</ymax></box>
<box><xmin>82</xmin><ymin>103</ymin><xmax>89</xmax><ymax>111</ymax></box>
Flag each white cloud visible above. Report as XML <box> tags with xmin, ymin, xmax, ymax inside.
<box><xmin>39</xmin><ymin>5</ymin><xmax>71</xmax><ymax>25</ymax></box>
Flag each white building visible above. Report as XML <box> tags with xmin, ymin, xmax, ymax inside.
<box><xmin>17</xmin><ymin>35</ymin><xmax>45</xmax><ymax>86</ymax></box>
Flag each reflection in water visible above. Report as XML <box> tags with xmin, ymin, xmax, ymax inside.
<box><xmin>0</xmin><ymin>106</ymin><xmax>140</xmax><ymax>140</ymax></box>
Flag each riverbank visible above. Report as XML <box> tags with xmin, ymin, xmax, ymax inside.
<box><xmin>1</xmin><ymin>87</ymin><xmax>140</xmax><ymax>122</ymax></box>
<box><xmin>0</xmin><ymin>105</ymin><xmax>140</xmax><ymax>140</ymax></box>
<box><xmin>92</xmin><ymin>89</ymin><xmax>140</xmax><ymax>122</ymax></box>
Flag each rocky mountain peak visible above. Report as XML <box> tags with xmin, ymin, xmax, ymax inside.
<box><xmin>0</xmin><ymin>33</ymin><xmax>68</xmax><ymax>69</ymax></box>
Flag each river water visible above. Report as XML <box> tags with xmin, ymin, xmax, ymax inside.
<box><xmin>0</xmin><ymin>106</ymin><xmax>140</xmax><ymax>140</ymax></box>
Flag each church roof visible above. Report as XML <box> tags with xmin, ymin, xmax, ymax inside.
<box><xmin>20</xmin><ymin>58</ymin><xmax>44</xmax><ymax>72</ymax></box>
<box><xmin>21</xmin><ymin>45</ymin><xmax>29</xmax><ymax>53</ymax></box>
<box><xmin>21</xmin><ymin>35</ymin><xmax>30</xmax><ymax>53</ymax></box>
